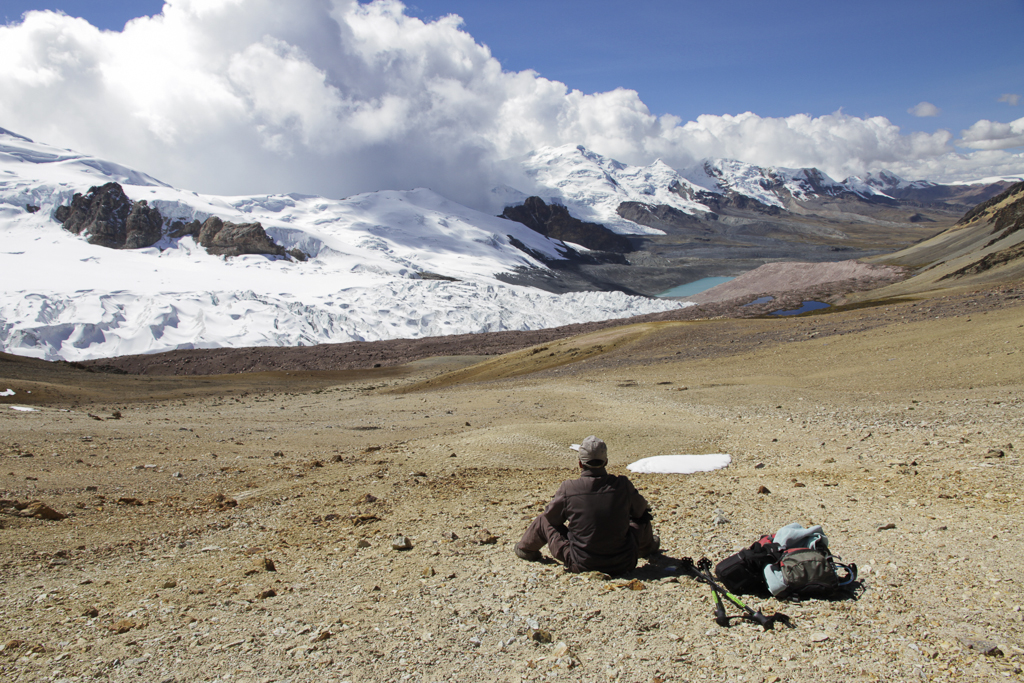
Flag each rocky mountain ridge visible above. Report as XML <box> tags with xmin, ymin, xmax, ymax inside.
<box><xmin>510</xmin><ymin>144</ymin><xmax>1020</xmax><ymax>237</ymax></box>
<box><xmin>54</xmin><ymin>182</ymin><xmax>294</xmax><ymax>258</ymax></box>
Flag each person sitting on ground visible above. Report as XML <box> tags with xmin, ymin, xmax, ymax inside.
<box><xmin>514</xmin><ymin>436</ymin><xmax>659</xmax><ymax>575</ymax></box>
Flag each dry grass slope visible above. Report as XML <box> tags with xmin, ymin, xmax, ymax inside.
<box><xmin>1</xmin><ymin>284</ymin><xmax>1022</xmax><ymax>682</ymax></box>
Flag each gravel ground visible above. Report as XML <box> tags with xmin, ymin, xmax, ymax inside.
<box><xmin>1</xmin><ymin>285</ymin><xmax>1023</xmax><ymax>683</ymax></box>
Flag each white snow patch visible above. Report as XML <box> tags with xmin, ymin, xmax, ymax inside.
<box><xmin>627</xmin><ymin>454</ymin><xmax>731</xmax><ymax>474</ymax></box>
<box><xmin>0</xmin><ymin>389</ymin><xmax>14</xmax><ymax>396</ymax></box>
<box><xmin>11</xmin><ymin>406</ymin><xmax>37</xmax><ymax>412</ymax></box>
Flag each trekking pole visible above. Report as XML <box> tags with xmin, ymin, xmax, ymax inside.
<box><xmin>695</xmin><ymin>557</ymin><xmax>790</xmax><ymax>630</ymax></box>
<box><xmin>681</xmin><ymin>557</ymin><xmax>733</xmax><ymax>626</ymax></box>
<box><xmin>681</xmin><ymin>557</ymin><xmax>790</xmax><ymax>630</ymax></box>
<box><xmin>709</xmin><ymin>581</ymin><xmax>731</xmax><ymax>627</ymax></box>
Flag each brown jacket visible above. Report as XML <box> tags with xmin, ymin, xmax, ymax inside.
<box><xmin>541</xmin><ymin>468</ymin><xmax>650</xmax><ymax>574</ymax></box>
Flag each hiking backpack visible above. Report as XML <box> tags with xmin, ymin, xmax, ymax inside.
<box><xmin>715</xmin><ymin>530</ymin><xmax>857</xmax><ymax>599</ymax></box>
<box><xmin>714</xmin><ymin>534</ymin><xmax>778</xmax><ymax>595</ymax></box>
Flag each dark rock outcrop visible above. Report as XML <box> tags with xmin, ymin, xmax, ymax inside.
<box><xmin>55</xmin><ymin>182</ymin><xmax>162</xmax><ymax>249</ymax></box>
<box><xmin>56</xmin><ymin>183</ymin><xmax>291</xmax><ymax>258</ymax></box>
<box><xmin>169</xmin><ymin>216</ymin><xmax>286</xmax><ymax>257</ymax></box>
<box><xmin>501</xmin><ymin>196</ymin><xmax>633</xmax><ymax>253</ymax></box>
<box><xmin>196</xmin><ymin>216</ymin><xmax>286</xmax><ymax>257</ymax></box>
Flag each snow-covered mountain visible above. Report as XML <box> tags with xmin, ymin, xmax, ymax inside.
<box><xmin>512</xmin><ymin>145</ymin><xmax>713</xmax><ymax>234</ymax></box>
<box><xmin>500</xmin><ymin>145</ymin><xmax>882</xmax><ymax>228</ymax></box>
<box><xmin>683</xmin><ymin>159</ymin><xmax>849</xmax><ymax>207</ymax></box>
<box><xmin>0</xmin><ymin>129</ymin><xmax>690</xmax><ymax>361</ymax></box>
<box><xmin>504</xmin><ymin>145</ymin><xmax>1020</xmax><ymax>228</ymax></box>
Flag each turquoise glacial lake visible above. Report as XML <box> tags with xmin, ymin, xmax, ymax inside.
<box><xmin>656</xmin><ymin>276</ymin><xmax>735</xmax><ymax>298</ymax></box>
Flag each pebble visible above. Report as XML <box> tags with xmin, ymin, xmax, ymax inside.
<box><xmin>391</xmin><ymin>535</ymin><xmax>413</xmax><ymax>550</ymax></box>
<box><xmin>109</xmin><ymin>619</ymin><xmax>139</xmax><ymax>634</ymax></box>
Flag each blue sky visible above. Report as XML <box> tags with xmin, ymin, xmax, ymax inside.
<box><xmin>4</xmin><ymin>0</ymin><xmax>1021</xmax><ymax>139</ymax></box>
<box><xmin>1</xmin><ymin>1</ymin><xmax>1021</xmax><ymax>202</ymax></box>
<box><xmin>405</xmin><ymin>0</ymin><xmax>1024</xmax><ymax>138</ymax></box>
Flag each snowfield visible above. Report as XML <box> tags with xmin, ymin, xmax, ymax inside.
<box><xmin>0</xmin><ymin>129</ymin><xmax>690</xmax><ymax>361</ymax></box>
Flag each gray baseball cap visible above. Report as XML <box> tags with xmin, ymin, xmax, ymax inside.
<box><xmin>578</xmin><ymin>436</ymin><xmax>608</xmax><ymax>468</ymax></box>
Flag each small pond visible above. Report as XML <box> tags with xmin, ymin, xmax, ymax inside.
<box><xmin>744</xmin><ymin>296</ymin><xmax>774</xmax><ymax>306</ymax></box>
<box><xmin>657</xmin><ymin>276</ymin><xmax>735</xmax><ymax>298</ymax></box>
<box><xmin>771</xmin><ymin>301</ymin><xmax>830</xmax><ymax>316</ymax></box>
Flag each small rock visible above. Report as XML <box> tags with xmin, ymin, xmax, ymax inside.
<box><xmin>206</xmin><ymin>493</ymin><xmax>237</xmax><ymax>511</ymax></box>
<box><xmin>24</xmin><ymin>501</ymin><xmax>66</xmax><ymax>520</ymax></box>
<box><xmin>551</xmin><ymin>642</ymin><xmax>570</xmax><ymax>658</ymax></box>
<box><xmin>473</xmin><ymin>529</ymin><xmax>498</xmax><ymax>545</ymax></box>
<box><xmin>810</xmin><ymin>632</ymin><xmax>830</xmax><ymax>643</ymax></box>
<box><xmin>441</xmin><ymin>531</ymin><xmax>459</xmax><ymax>541</ymax></box>
<box><xmin>356</xmin><ymin>539</ymin><xmax>371</xmax><ymax>548</ymax></box>
<box><xmin>391</xmin><ymin>535</ymin><xmax>413</xmax><ymax>550</ymax></box>
<box><xmin>256</xmin><ymin>557</ymin><xmax>276</xmax><ymax>572</ymax></box>
<box><xmin>2</xmin><ymin>639</ymin><xmax>25</xmax><ymax>652</ymax></box>
<box><xmin>469</xmin><ymin>636</ymin><xmax>481</xmax><ymax>647</ymax></box>
<box><xmin>793</xmin><ymin>482</ymin><xmax>806</xmax><ymax>488</ymax></box>
<box><xmin>531</xmin><ymin>629</ymin><xmax>553</xmax><ymax>644</ymax></box>
<box><xmin>985</xmin><ymin>449</ymin><xmax>1005</xmax><ymax>459</ymax></box>
<box><xmin>877</xmin><ymin>523</ymin><xmax>897</xmax><ymax>531</ymax></box>
<box><xmin>422</xmin><ymin>567</ymin><xmax>435</xmax><ymax>578</ymax></box>
<box><xmin>109</xmin><ymin>619</ymin><xmax>140</xmax><ymax>634</ymax></box>
<box><xmin>959</xmin><ymin>636</ymin><xmax>1003</xmax><ymax>656</ymax></box>
<box><xmin>161</xmin><ymin>579</ymin><xmax>177</xmax><ymax>589</ymax></box>
<box><xmin>310</xmin><ymin>630</ymin><xmax>332</xmax><ymax>643</ymax></box>
<box><xmin>757</xmin><ymin>485</ymin><xmax>771</xmax><ymax>495</ymax></box>
<box><xmin>172</xmin><ymin>472</ymin><xmax>183</xmax><ymax>478</ymax></box>
<box><xmin>256</xmin><ymin>589</ymin><xmax>276</xmax><ymax>600</ymax></box>
<box><xmin>755</xmin><ymin>462</ymin><xmax>766</xmax><ymax>469</ymax></box>
<box><xmin>82</xmin><ymin>606</ymin><xmax>99</xmax><ymax>618</ymax></box>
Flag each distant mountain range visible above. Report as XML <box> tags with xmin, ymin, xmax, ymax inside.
<box><xmin>0</xmin><ymin>127</ymin><xmax>1020</xmax><ymax>361</ymax></box>
<box><xmin>503</xmin><ymin>143</ymin><xmax>1019</xmax><ymax>235</ymax></box>
<box><xmin>491</xmin><ymin>144</ymin><xmax>1020</xmax><ymax>296</ymax></box>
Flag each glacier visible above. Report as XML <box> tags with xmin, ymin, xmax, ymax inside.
<box><xmin>0</xmin><ymin>129</ymin><xmax>691</xmax><ymax>362</ymax></box>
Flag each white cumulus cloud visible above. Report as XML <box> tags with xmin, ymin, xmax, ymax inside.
<box><xmin>908</xmin><ymin>101</ymin><xmax>941</xmax><ymax>117</ymax></box>
<box><xmin>1</xmin><ymin>0</ymin><xmax>1022</xmax><ymax>206</ymax></box>
<box><xmin>957</xmin><ymin>117</ymin><xmax>1024</xmax><ymax>151</ymax></box>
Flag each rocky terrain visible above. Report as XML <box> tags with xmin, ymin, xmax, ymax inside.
<box><xmin>55</xmin><ymin>183</ymin><xmax>292</xmax><ymax>258</ymax></box>
<box><xmin>1</xmin><ymin>282</ymin><xmax>1023</xmax><ymax>683</ymax></box>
